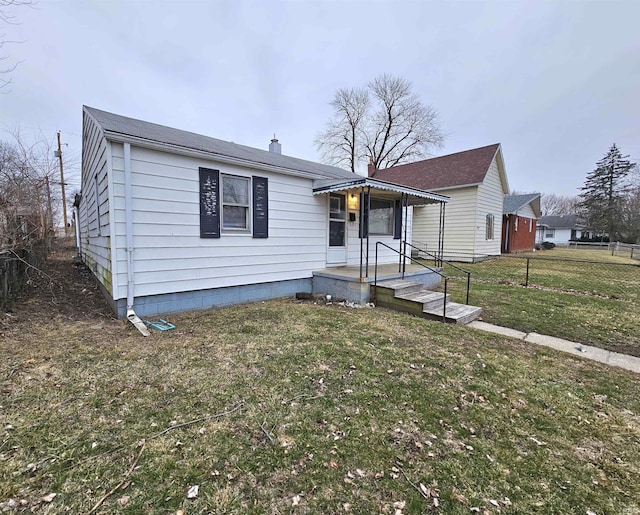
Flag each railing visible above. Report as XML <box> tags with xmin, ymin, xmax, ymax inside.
<box><xmin>374</xmin><ymin>241</ymin><xmax>450</xmax><ymax>323</ymax></box>
<box><xmin>403</xmin><ymin>241</ymin><xmax>472</xmax><ymax>305</ymax></box>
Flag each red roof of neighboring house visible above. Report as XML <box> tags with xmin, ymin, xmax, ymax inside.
<box><xmin>372</xmin><ymin>143</ymin><xmax>501</xmax><ymax>191</ymax></box>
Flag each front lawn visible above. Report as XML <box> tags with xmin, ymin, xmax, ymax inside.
<box><xmin>2</xmin><ymin>297</ymin><xmax>639</xmax><ymax>513</ymax></box>
<box><xmin>440</xmin><ymin>250</ymin><xmax>640</xmax><ymax>356</ymax></box>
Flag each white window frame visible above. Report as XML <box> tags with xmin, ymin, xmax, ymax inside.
<box><xmin>221</xmin><ymin>174</ymin><xmax>250</xmax><ymax>233</ymax></box>
<box><xmin>545</xmin><ymin>228</ymin><xmax>555</xmax><ymax>238</ymax></box>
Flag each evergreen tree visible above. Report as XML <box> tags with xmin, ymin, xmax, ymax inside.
<box><xmin>578</xmin><ymin>144</ymin><xmax>635</xmax><ymax>240</ymax></box>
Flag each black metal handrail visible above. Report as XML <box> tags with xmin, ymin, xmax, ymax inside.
<box><xmin>374</xmin><ymin>241</ymin><xmax>449</xmax><ymax>323</ymax></box>
<box><xmin>403</xmin><ymin>242</ymin><xmax>471</xmax><ymax>305</ymax></box>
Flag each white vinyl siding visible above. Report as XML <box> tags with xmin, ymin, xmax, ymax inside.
<box><xmin>412</xmin><ymin>154</ymin><xmax>507</xmax><ymax>261</ymax></box>
<box><xmin>412</xmin><ymin>187</ymin><xmax>478</xmax><ymax>259</ymax></box>
<box><xmin>110</xmin><ymin>146</ymin><xmax>329</xmax><ymax>300</ymax></box>
<box><xmin>474</xmin><ymin>157</ymin><xmax>505</xmax><ymax>257</ymax></box>
<box><xmin>79</xmin><ymin>111</ymin><xmax>113</xmax><ymax>295</ymax></box>
<box><xmin>517</xmin><ymin>204</ymin><xmax>536</xmax><ymax>220</ymax></box>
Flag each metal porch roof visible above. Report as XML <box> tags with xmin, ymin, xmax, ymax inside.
<box><xmin>313</xmin><ymin>177</ymin><xmax>449</xmax><ymax>205</ymax></box>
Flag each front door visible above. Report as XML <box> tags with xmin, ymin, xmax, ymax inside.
<box><xmin>327</xmin><ymin>193</ymin><xmax>347</xmax><ymax>265</ymax></box>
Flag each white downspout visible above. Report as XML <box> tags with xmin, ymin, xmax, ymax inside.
<box><xmin>124</xmin><ymin>143</ymin><xmax>150</xmax><ymax>336</ymax></box>
<box><xmin>74</xmin><ymin>208</ymin><xmax>81</xmax><ymax>257</ymax></box>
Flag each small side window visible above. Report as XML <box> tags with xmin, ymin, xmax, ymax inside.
<box><xmin>485</xmin><ymin>214</ymin><xmax>494</xmax><ymax>240</ymax></box>
<box><xmin>222</xmin><ymin>175</ymin><xmax>250</xmax><ymax>232</ymax></box>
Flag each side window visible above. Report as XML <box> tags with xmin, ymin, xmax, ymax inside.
<box><xmin>222</xmin><ymin>175</ymin><xmax>250</xmax><ymax>232</ymax></box>
<box><xmin>199</xmin><ymin>167</ymin><xmax>268</xmax><ymax>239</ymax></box>
<box><xmin>485</xmin><ymin>214</ymin><xmax>495</xmax><ymax>240</ymax></box>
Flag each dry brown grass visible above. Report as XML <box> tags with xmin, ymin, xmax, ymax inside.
<box><xmin>1</xmin><ymin>246</ymin><xmax>639</xmax><ymax>513</ymax></box>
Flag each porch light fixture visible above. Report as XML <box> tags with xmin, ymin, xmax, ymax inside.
<box><xmin>348</xmin><ymin>193</ymin><xmax>358</xmax><ymax>210</ymax></box>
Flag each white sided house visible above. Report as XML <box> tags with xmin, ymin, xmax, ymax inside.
<box><xmin>537</xmin><ymin>215</ymin><xmax>592</xmax><ymax>246</ymax></box>
<box><xmin>371</xmin><ymin>144</ymin><xmax>509</xmax><ymax>262</ymax></box>
<box><xmin>78</xmin><ymin>107</ymin><xmax>450</xmax><ymax>320</ymax></box>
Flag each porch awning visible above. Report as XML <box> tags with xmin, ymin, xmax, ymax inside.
<box><xmin>313</xmin><ymin>177</ymin><xmax>449</xmax><ymax>205</ymax></box>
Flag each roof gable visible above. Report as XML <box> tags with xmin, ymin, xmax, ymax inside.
<box><xmin>372</xmin><ymin>143</ymin><xmax>507</xmax><ymax>192</ymax></box>
<box><xmin>83</xmin><ymin>106</ymin><xmax>355</xmax><ymax>181</ymax></box>
<box><xmin>503</xmin><ymin>193</ymin><xmax>541</xmax><ymax>217</ymax></box>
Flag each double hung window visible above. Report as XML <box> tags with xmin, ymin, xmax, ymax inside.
<box><xmin>222</xmin><ymin>175</ymin><xmax>250</xmax><ymax>231</ymax></box>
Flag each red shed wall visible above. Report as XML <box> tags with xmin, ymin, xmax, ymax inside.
<box><xmin>502</xmin><ymin>215</ymin><xmax>537</xmax><ymax>253</ymax></box>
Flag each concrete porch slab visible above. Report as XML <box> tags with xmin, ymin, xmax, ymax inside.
<box><xmin>312</xmin><ymin>264</ymin><xmax>442</xmax><ymax>304</ymax></box>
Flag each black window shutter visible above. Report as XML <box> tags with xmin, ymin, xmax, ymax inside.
<box><xmin>393</xmin><ymin>199</ymin><xmax>402</xmax><ymax>239</ymax></box>
<box><xmin>359</xmin><ymin>192</ymin><xmax>369</xmax><ymax>238</ymax></box>
<box><xmin>199</xmin><ymin>167</ymin><xmax>220</xmax><ymax>238</ymax></box>
<box><xmin>252</xmin><ymin>176</ymin><xmax>268</xmax><ymax>238</ymax></box>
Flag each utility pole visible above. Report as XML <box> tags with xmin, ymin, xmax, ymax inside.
<box><xmin>56</xmin><ymin>131</ymin><xmax>68</xmax><ymax>232</ymax></box>
<box><xmin>44</xmin><ymin>175</ymin><xmax>53</xmax><ymax>230</ymax></box>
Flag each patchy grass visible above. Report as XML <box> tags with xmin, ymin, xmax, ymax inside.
<box><xmin>439</xmin><ymin>250</ymin><xmax>640</xmax><ymax>356</ymax></box>
<box><xmin>454</xmin><ymin>281</ymin><xmax>640</xmax><ymax>356</ymax></box>
<box><xmin>2</xmin><ymin>297</ymin><xmax>640</xmax><ymax>514</ymax></box>
<box><xmin>531</xmin><ymin>247</ymin><xmax>637</xmax><ymax>264</ymax></box>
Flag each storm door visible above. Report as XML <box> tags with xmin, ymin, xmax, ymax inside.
<box><xmin>327</xmin><ymin>193</ymin><xmax>347</xmax><ymax>264</ymax></box>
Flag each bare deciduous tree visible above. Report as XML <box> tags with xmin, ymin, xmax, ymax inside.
<box><xmin>1</xmin><ymin>0</ymin><xmax>35</xmax><ymax>90</ymax></box>
<box><xmin>0</xmin><ymin>129</ymin><xmax>58</xmax><ymax>249</ymax></box>
<box><xmin>315</xmin><ymin>86</ymin><xmax>369</xmax><ymax>173</ymax></box>
<box><xmin>315</xmin><ymin>74</ymin><xmax>443</xmax><ymax>173</ymax></box>
<box><xmin>618</xmin><ymin>166</ymin><xmax>640</xmax><ymax>243</ymax></box>
<box><xmin>540</xmin><ymin>193</ymin><xmax>579</xmax><ymax>216</ymax></box>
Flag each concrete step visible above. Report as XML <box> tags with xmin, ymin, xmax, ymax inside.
<box><xmin>375</xmin><ymin>279</ymin><xmax>424</xmax><ymax>296</ymax></box>
<box><xmin>372</xmin><ymin>281</ymin><xmax>482</xmax><ymax>325</ymax></box>
<box><xmin>423</xmin><ymin>302</ymin><xmax>483</xmax><ymax>325</ymax></box>
<box><xmin>396</xmin><ymin>290</ymin><xmax>451</xmax><ymax>311</ymax></box>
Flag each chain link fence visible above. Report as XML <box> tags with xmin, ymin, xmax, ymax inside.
<box><xmin>443</xmin><ymin>254</ymin><xmax>640</xmax><ymax>301</ymax></box>
<box><xmin>0</xmin><ymin>246</ymin><xmax>46</xmax><ymax>309</ymax></box>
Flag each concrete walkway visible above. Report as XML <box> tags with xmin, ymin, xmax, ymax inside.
<box><xmin>467</xmin><ymin>321</ymin><xmax>640</xmax><ymax>374</ymax></box>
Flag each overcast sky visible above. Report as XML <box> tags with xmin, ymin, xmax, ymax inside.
<box><xmin>1</xmin><ymin>0</ymin><xmax>639</xmax><ymax>198</ymax></box>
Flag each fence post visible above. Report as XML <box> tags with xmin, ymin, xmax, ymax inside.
<box><xmin>525</xmin><ymin>258</ymin><xmax>530</xmax><ymax>287</ymax></box>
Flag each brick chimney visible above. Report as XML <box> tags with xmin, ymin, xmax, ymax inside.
<box><xmin>368</xmin><ymin>157</ymin><xmax>376</xmax><ymax>177</ymax></box>
<box><xmin>269</xmin><ymin>135</ymin><xmax>282</xmax><ymax>154</ymax></box>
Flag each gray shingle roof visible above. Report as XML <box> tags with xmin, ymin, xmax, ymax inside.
<box><xmin>503</xmin><ymin>193</ymin><xmax>541</xmax><ymax>215</ymax></box>
<box><xmin>84</xmin><ymin>106</ymin><xmax>355</xmax><ymax>181</ymax></box>
<box><xmin>538</xmin><ymin>214</ymin><xmax>587</xmax><ymax>229</ymax></box>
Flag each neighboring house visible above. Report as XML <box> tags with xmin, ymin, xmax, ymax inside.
<box><xmin>78</xmin><ymin>107</ymin><xmax>448</xmax><ymax>320</ymax></box>
<box><xmin>537</xmin><ymin>215</ymin><xmax>592</xmax><ymax>246</ymax></box>
<box><xmin>502</xmin><ymin>193</ymin><xmax>541</xmax><ymax>253</ymax></box>
<box><xmin>371</xmin><ymin>144</ymin><xmax>509</xmax><ymax>262</ymax></box>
